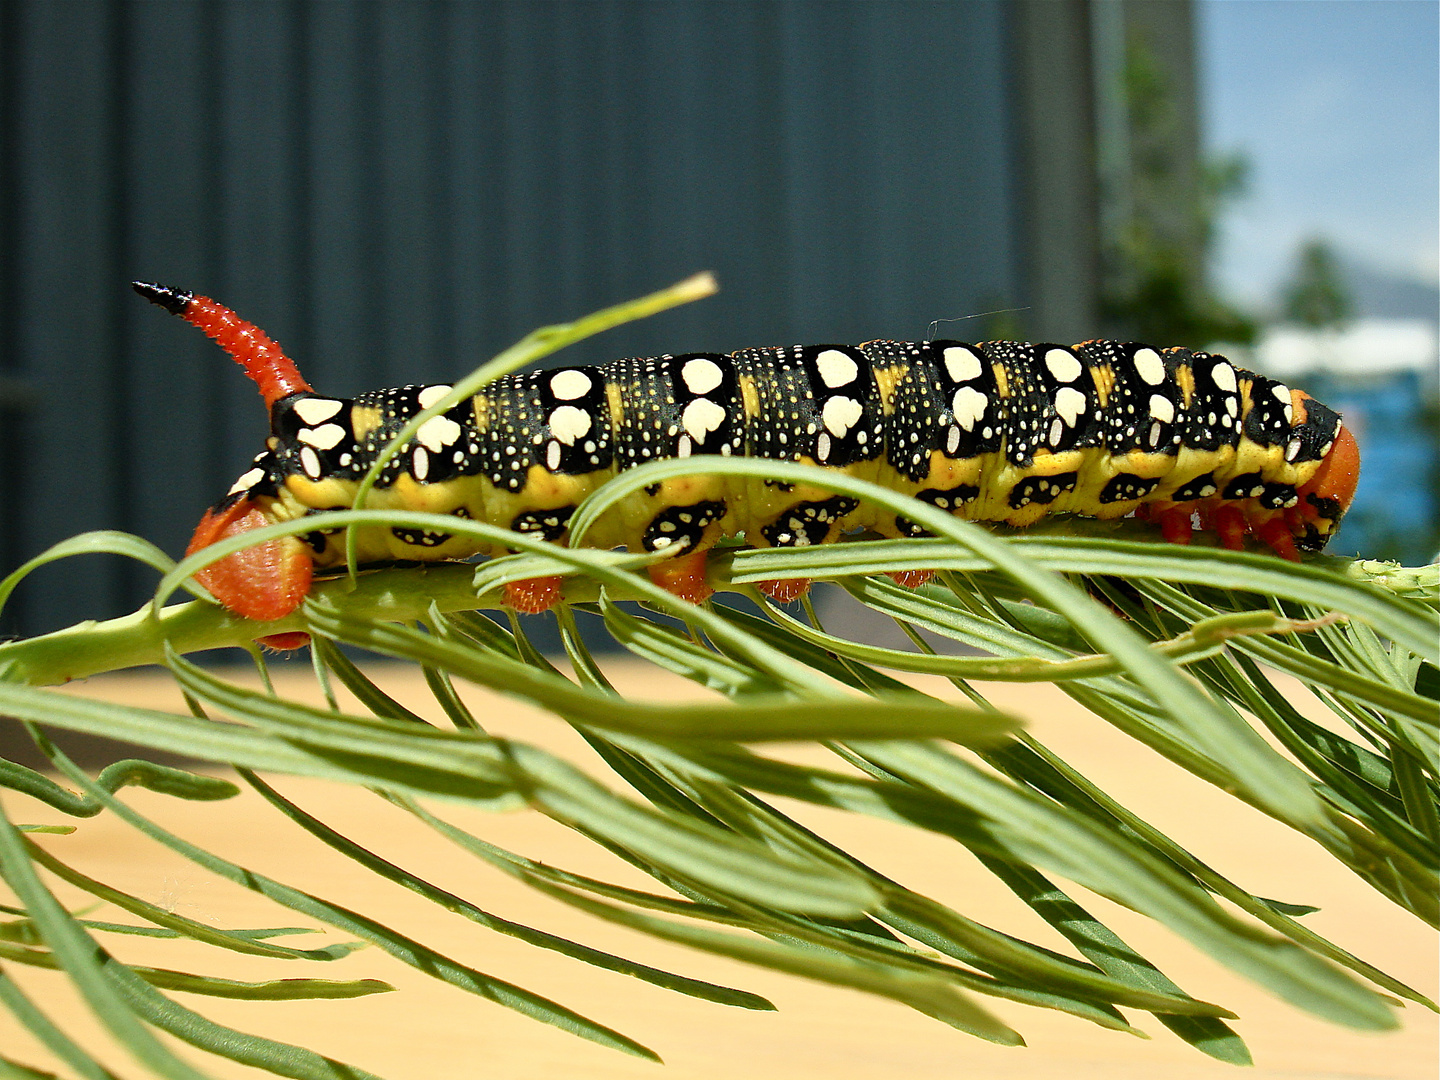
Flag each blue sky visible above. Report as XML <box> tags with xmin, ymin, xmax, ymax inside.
<box><xmin>1200</xmin><ymin>0</ymin><xmax>1438</xmax><ymax>307</ymax></box>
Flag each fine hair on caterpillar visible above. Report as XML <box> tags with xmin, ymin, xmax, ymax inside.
<box><xmin>926</xmin><ymin>306</ymin><xmax>1031</xmax><ymax>342</ymax></box>
<box><xmin>134</xmin><ymin>282</ymin><xmax>1361</xmax><ymax>649</ymax></box>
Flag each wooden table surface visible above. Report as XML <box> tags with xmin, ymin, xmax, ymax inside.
<box><xmin>2</xmin><ymin>661</ymin><xmax>1435</xmax><ymax>1080</ymax></box>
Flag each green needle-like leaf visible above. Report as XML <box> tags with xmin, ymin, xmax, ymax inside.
<box><xmin>0</xmin><ymin>280</ymin><xmax>1432</xmax><ymax>1075</ymax></box>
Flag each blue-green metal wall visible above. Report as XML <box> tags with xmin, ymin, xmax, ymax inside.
<box><xmin>1</xmin><ymin>0</ymin><xmax>1034</xmax><ymax>635</ymax></box>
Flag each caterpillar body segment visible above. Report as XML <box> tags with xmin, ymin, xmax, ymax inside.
<box><xmin>135</xmin><ymin>284</ymin><xmax>1358</xmax><ymax>642</ymax></box>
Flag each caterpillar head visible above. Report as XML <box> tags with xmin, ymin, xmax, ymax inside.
<box><xmin>135</xmin><ymin>282</ymin><xmax>315</xmax><ymax>647</ymax></box>
<box><xmin>1293</xmin><ymin>410</ymin><xmax>1360</xmax><ymax>552</ymax></box>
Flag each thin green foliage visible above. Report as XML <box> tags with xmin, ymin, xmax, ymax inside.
<box><xmin>0</xmin><ymin>281</ymin><xmax>1434</xmax><ymax>1077</ymax></box>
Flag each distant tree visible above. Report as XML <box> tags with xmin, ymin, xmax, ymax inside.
<box><xmin>1282</xmin><ymin>238</ymin><xmax>1353</xmax><ymax>329</ymax></box>
<box><xmin>1098</xmin><ymin>35</ymin><xmax>1257</xmax><ymax>348</ymax></box>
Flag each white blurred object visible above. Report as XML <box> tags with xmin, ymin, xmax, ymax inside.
<box><xmin>1253</xmin><ymin>318</ymin><xmax>1438</xmax><ymax>377</ymax></box>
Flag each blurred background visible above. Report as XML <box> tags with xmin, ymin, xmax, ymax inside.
<box><xmin>0</xmin><ymin>0</ymin><xmax>1435</xmax><ymax>639</ymax></box>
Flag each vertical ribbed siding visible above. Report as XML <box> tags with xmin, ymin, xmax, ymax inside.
<box><xmin>0</xmin><ymin>0</ymin><xmax>21</xmax><ymax>637</ymax></box>
<box><xmin>1</xmin><ymin>0</ymin><xmax>1032</xmax><ymax>635</ymax></box>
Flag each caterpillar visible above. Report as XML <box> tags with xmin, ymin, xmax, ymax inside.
<box><xmin>135</xmin><ymin>282</ymin><xmax>1360</xmax><ymax>646</ymax></box>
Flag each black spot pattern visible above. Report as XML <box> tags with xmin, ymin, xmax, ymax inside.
<box><xmin>729</xmin><ymin>345</ymin><xmax>883</xmax><ymax>467</ymax></box>
<box><xmin>1099</xmin><ymin>474</ymin><xmax>1161</xmax><ymax>504</ymax></box>
<box><xmin>1076</xmin><ymin>341</ymin><xmax>1182</xmax><ymax>457</ymax></box>
<box><xmin>1243</xmin><ymin>374</ymin><xmax>1294</xmax><ymax>447</ymax></box>
<box><xmin>868</xmin><ymin>340</ymin><xmax>1002</xmax><ymax>480</ymax></box>
<box><xmin>1260</xmin><ymin>482</ymin><xmax>1299</xmax><ymax>510</ymax></box>
<box><xmin>511</xmin><ymin>506</ymin><xmax>575</xmax><ymax>543</ymax></box>
<box><xmin>1007</xmin><ymin>473</ymin><xmax>1077</xmax><ymax>509</ymax></box>
<box><xmin>917</xmin><ymin>484</ymin><xmax>981</xmax><ymax>511</ymax></box>
<box><xmin>479</xmin><ymin>367</ymin><xmax>615</xmax><ymax>487</ymax></box>
<box><xmin>1171</xmin><ymin>473</ymin><xmax>1219</xmax><ymax>502</ymax></box>
<box><xmin>1171</xmin><ymin>352</ymin><xmax>1229</xmax><ymax>452</ymax></box>
<box><xmin>353</xmin><ymin>386</ymin><xmax>478</xmax><ymax>487</ymax></box>
<box><xmin>762</xmin><ymin>497</ymin><xmax>861</xmax><ymax>548</ymax></box>
<box><xmin>1283</xmin><ymin>398</ymin><xmax>1342</xmax><ymax>464</ymax></box>
<box><xmin>895</xmin><ymin>484</ymin><xmax>981</xmax><ymax>536</ymax></box>
<box><xmin>608</xmin><ymin>353</ymin><xmax>744</xmax><ymax>468</ymax></box>
<box><xmin>1222</xmin><ymin>472</ymin><xmax>1266</xmax><ymax>501</ymax></box>
<box><xmin>391</xmin><ymin>525</ymin><xmax>453</xmax><ymax>548</ymax></box>
<box><xmin>643</xmin><ymin>500</ymin><xmax>727</xmax><ymax>554</ymax></box>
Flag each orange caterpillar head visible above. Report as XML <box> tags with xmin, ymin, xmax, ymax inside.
<box><xmin>1292</xmin><ymin>413</ymin><xmax>1360</xmax><ymax>552</ymax></box>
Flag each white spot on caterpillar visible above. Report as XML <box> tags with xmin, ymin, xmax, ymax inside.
<box><xmin>815</xmin><ymin>349</ymin><xmax>858</xmax><ymax>388</ymax></box>
<box><xmin>410</xmin><ymin>447</ymin><xmax>429</xmax><ymax>481</ymax></box>
<box><xmin>952</xmin><ymin>386</ymin><xmax>987</xmax><ymax>431</ymax></box>
<box><xmin>682</xmin><ymin>397</ymin><xmax>727</xmax><ymax>441</ymax></box>
<box><xmin>292</xmin><ymin>397</ymin><xmax>344</xmax><ymax>425</ymax></box>
<box><xmin>1054</xmin><ymin>386</ymin><xmax>1086</xmax><ymax>426</ymax></box>
<box><xmin>299</xmin><ymin>447</ymin><xmax>322</xmax><ymax>479</ymax></box>
<box><xmin>1286</xmin><ymin>438</ymin><xmax>1303</xmax><ymax>462</ymax></box>
<box><xmin>298</xmin><ymin>423</ymin><xmax>346</xmax><ymax>450</ymax></box>
<box><xmin>417</xmin><ymin>415</ymin><xmax>463</xmax><ymax>451</ymax></box>
<box><xmin>1211</xmin><ymin>361</ymin><xmax>1237</xmax><ymax>393</ymax></box>
<box><xmin>816</xmin><ymin>432</ymin><xmax>833</xmax><ymax>461</ymax></box>
<box><xmin>1045</xmin><ymin>348</ymin><xmax>1082</xmax><ymax>383</ymax></box>
<box><xmin>545</xmin><ymin>440</ymin><xmax>562</xmax><ymax>471</ymax></box>
<box><xmin>945</xmin><ymin>425</ymin><xmax>961</xmax><ymax>454</ymax></box>
<box><xmin>1272</xmin><ymin>384</ymin><xmax>1293</xmax><ymax>422</ymax></box>
<box><xmin>1048</xmin><ymin>419</ymin><xmax>1064</xmax><ymax>446</ymax></box>
<box><xmin>822</xmin><ymin>395</ymin><xmax>863</xmax><ymax>437</ymax></box>
<box><xmin>549</xmin><ymin>369</ymin><xmax>592</xmax><ymax>401</ymax></box>
<box><xmin>677</xmin><ymin>434</ymin><xmax>693</xmax><ymax>458</ymax></box>
<box><xmin>1148</xmin><ymin>394</ymin><xmax>1174</xmax><ymax>424</ymax></box>
<box><xmin>943</xmin><ymin>346</ymin><xmax>983</xmax><ymax>383</ymax></box>
<box><xmin>227</xmin><ymin>467</ymin><xmax>266</xmax><ymax>495</ymax></box>
<box><xmin>416</xmin><ymin>384</ymin><xmax>453</xmax><ymax>410</ymax></box>
<box><xmin>1149</xmin><ymin>421</ymin><xmax>1163</xmax><ymax>447</ymax></box>
<box><xmin>681</xmin><ymin>357</ymin><xmax>724</xmax><ymax>395</ymax></box>
<box><xmin>548</xmin><ymin>405</ymin><xmax>592</xmax><ymax>445</ymax></box>
<box><xmin>1133</xmin><ymin>348</ymin><xmax>1165</xmax><ymax>386</ymax></box>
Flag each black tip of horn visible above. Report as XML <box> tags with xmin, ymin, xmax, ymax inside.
<box><xmin>131</xmin><ymin>281</ymin><xmax>194</xmax><ymax>315</ymax></box>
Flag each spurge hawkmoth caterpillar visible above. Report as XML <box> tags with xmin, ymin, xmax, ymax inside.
<box><xmin>135</xmin><ymin>283</ymin><xmax>1360</xmax><ymax>646</ymax></box>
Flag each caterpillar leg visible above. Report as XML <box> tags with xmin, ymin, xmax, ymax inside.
<box><xmin>1255</xmin><ymin>516</ymin><xmax>1302</xmax><ymax>562</ymax></box>
<box><xmin>186</xmin><ymin>498</ymin><xmax>313</xmax><ymax>650</ymax></box>
<box><xmin>1153</xmin><ymin>503</ymin><xmax>1298</xmax><ymax>560</ymax></box>
<box><xmin>1212</xmin><ymin>506</ymin><xmax>1247</xmax><ymax>552</ymax></box>
<box><xmin>648</xmin><ymin>550</ymin><xmax>715</xmax><ymax>605</ymax></box>
<box><xmin>504</xmin><ymin>576</ymin><xmax>565</xmax><ymax>614</ymax></box>
<box><xmin>886</xmin><ymin>569</ymin><xmax>936</xmax><ymax>589</ymax></box>
<box><xmin>1156</xmin><ymin>508</ymin><xmax>1194</xmax><ymax>546</ymax></box>
<box><xmin>258</xmin><ymin>632</ymin><xmax>313</xmax><ymax>651</ymax></box>
<box><xmin>757</xmin><ymin>578</ymin><xmax>812</xmax><ymax>604</ymax></box>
